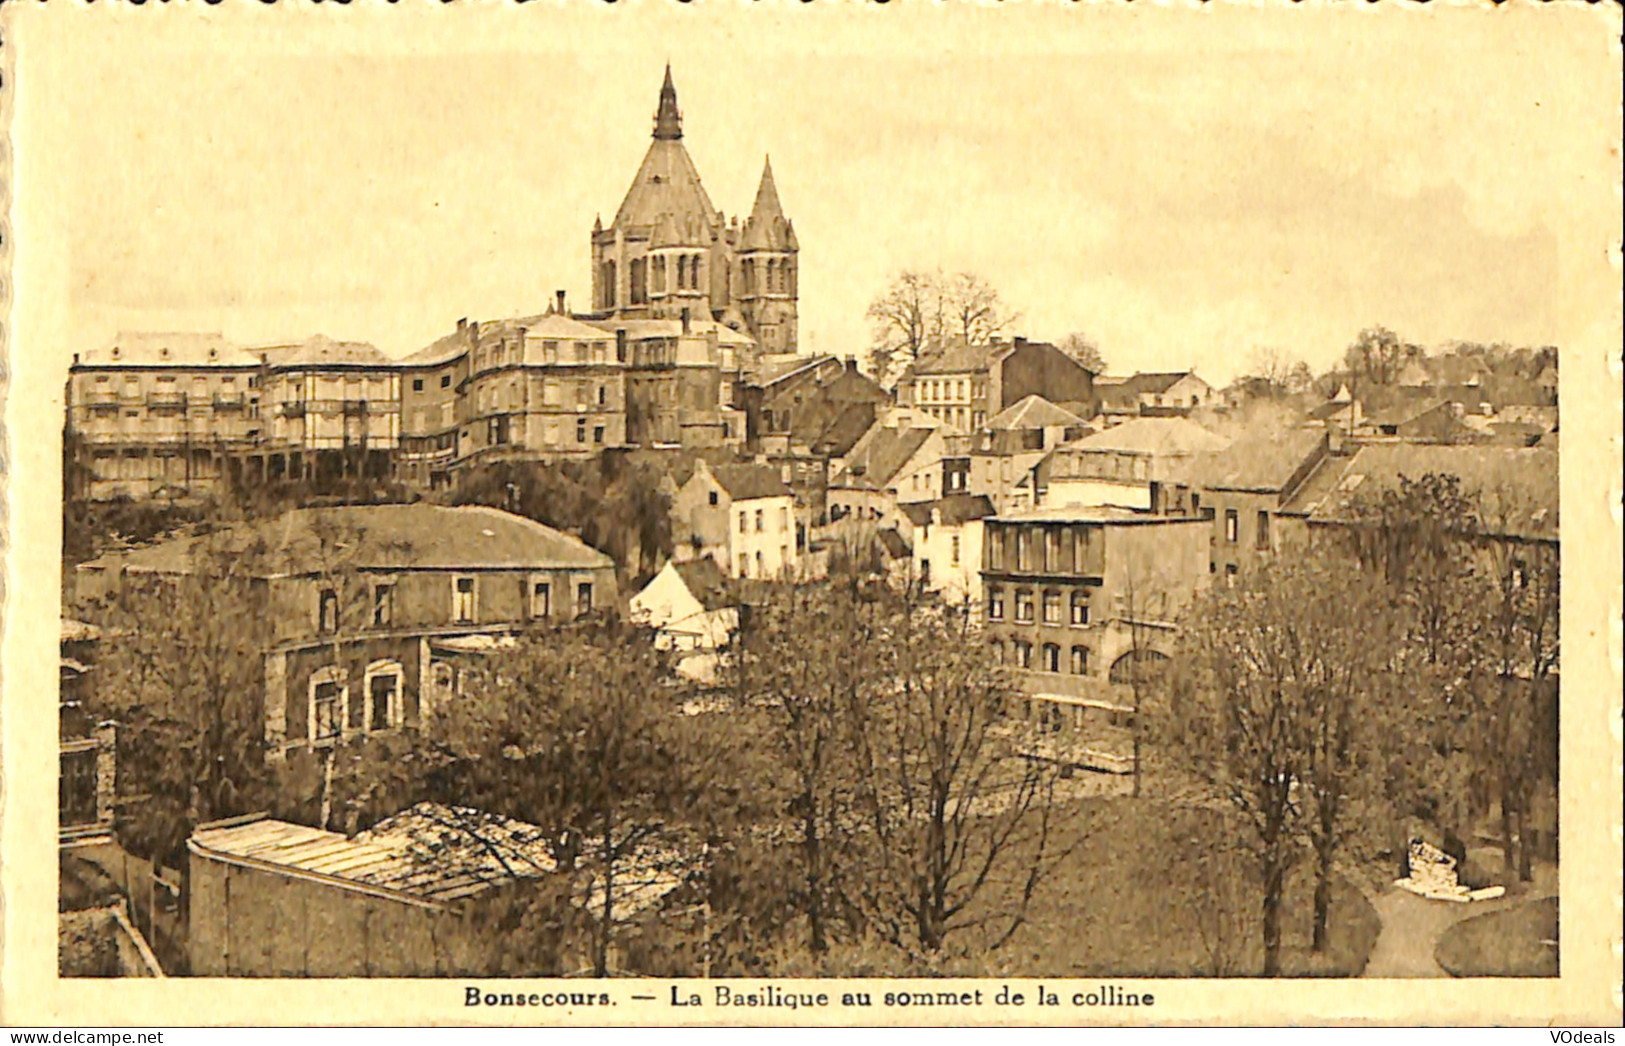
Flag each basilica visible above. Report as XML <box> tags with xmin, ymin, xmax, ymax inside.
<box><xmin>590</xmin><ymin>66</ymin><xmax>800</xmax><ymax>355</ymax></box>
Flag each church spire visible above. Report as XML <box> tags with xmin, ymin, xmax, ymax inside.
<box><xmin>749</xmin><ymin>155</ymin><xmax>785</xmax><ymax>222</ymax></box>
<box><xmin>653</xmin><ymin>64</ymin><xmax>683</xmax><ymax>141</ymax></box>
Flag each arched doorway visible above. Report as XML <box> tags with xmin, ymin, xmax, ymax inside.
<box><xmin>1108</xmin><ymin>648</ymin><xmax>1169</xmax><ymax>685</ymax></box>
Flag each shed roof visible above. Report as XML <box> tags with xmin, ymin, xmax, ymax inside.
<box><xmin>900</xmin><ymin>493</ymin><xmax>997</xmax><ymax>528</ymax></box>
<box><xmin>836</xmin><ymin>425</ymin><xmax>935</xmax><ymax>489</ymax></box>
<box><xmin>189</xmin><ymin>805</ymin><xmax>557</xmax><ymax>908</ymax></box>
<box><xmin>1184</xmin><ymin>428</ymin><xmax>1326</xmax><ymax>492</ymax></box>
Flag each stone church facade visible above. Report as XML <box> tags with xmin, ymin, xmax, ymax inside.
<box><xmin>590</xmin><ymin>66</ymin><xmax>800</xmax><ymax>356</ymax></box>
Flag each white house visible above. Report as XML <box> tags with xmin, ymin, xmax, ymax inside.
<box><xmin>629</xmin><ymin>559</ymin><xmax>738</xmax><ymax>654</ymax></box>
<box><xmin>901</xmin><ymin>494</ymin><xmax>996</xmax><ymax>608</ymax></box>
<box><xmin>672</xmin><ymin>459</ymin><xmax>798</xmax><ymax>579</ymax></box>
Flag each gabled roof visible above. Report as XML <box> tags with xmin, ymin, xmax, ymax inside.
<box><xmin>708</xmin><ymin>463</ymin><xmax>792</xmax><ymax>502</ymax></box>
<box><xmin>1183</xmin><ymin>429</ymin><xmax>1326</xmax><ymax>493</ymax></box>
<box><xmin>900</xmin><ymin>493</ymin><xmax>997</xmax><ymax>529</ymax></box>
<box><xmin>78</xmin><ymin>332</ymin><xmax>260</xmax><ymax>369</ymax></box>
<box><xmin>81</xmin><ymin>504</ymin><xmax>613</xmax><ymax>577</ymax></box>
<box><xmin>987</xmin><ymin>395</ymin><xmax>1086</xmax><ymax>431</ymax></box>
<box><xmin>1307</xmin><ymin>444</ymin><xmax>1558</xmax><ymax>541</ymax></box>
<box><xmin>811</xmin><ymin>402</ymin><xmax>879</xmax><ymax>457</ymax></box>
<box><xmin>1122</xmin><ymin>371</ymin><xmax>1201</xmax><ymax>395</ymax></box>
<box><xmin>1064</xmin><ymin>417</ymin><xmax>1230</xmax><ymax>457</ymax></box>
<box><xmin>837</xmin><ymin>425</ymin><xmax>935</xmax><ymax>489</ymax></box>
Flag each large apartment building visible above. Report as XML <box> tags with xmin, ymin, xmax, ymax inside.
<box><xmin>65</xmin><ymin>70</ymin><xmax>780</xmax><ymax>500</ymax></box>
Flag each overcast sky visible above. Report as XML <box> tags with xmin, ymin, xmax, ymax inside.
<box><xmin>17</xmin><ymin>4</ymin><xmax>1619</xmax><ymax>385</ymax></box>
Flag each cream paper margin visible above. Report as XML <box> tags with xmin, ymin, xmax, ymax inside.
<box><xmin>1</xmin><ymin>0</ymin><xmax>1619</xmax><ymax>1027</ymax></box>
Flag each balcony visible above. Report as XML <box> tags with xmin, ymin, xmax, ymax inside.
<box><xmin>342</xmin><ymin>399</ymin><xmax>369</xmax><ymax>417</ymax></box>
<box><xmin>146</xmin><ymin>391</ymin><xmax>188</xmax><ymax>412</ymax></box>
<box><xmin>83</xmin><ymin>390</ymin><xmax>122</xmax><ymax>410</ymax></box>
<box><xmin>212</xmin><ymin>393</ymin><xmax>247</xmax><ymax>410</ymax></box>
<box><xmin>280</xmin><ymin>401</ymin><xmax>307</xmax><ymax>419</ymax></box>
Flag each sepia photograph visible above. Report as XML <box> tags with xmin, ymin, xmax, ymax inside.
<box><xmin>2</xmin><ymin>0</ymin><xmax>1620</xmax><ymax>1027</ymax></box>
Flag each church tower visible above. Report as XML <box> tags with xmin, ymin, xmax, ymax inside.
<box><xmin>592</xmin><ymin>68</ymin><xmax>798</xmax><ymax>357</ymax></box>
<box><xmin>738</xmin><ymin>157</ymin><xmax>799</xmax><ymax>353</ymax></box>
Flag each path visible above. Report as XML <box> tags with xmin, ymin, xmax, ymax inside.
<box><xmin>1361</xmin><ymin>846</ymin><xmax>1559</xmax><ymax>978</ymax></box>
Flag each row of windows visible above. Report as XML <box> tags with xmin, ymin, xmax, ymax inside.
<box><xmin>916</xmin><ymin>378</ymin><xmax>976</xmax><ymax>403</ymax></box>
<box><xmin>741</xmin><ymin>257</ymin><xmax>795</xmax><ymax>297</ymax></box>
<box><xmin>986</xmin><ymin>526</ymin><xmax>1097</xmax><ymax>575</ymax></box>
<box><xmin>991</xmin><ymin>639</ymin><xmax>1091</xmax><ymax>675</ymax></box>
<box><xmin>316</xmin><ymin>576</ymin><xmax>594</xmax><ymax>633</ymax></box>
<box><xmin>736</xmin><ymin>548</ymin><xmax>791</xmax><ymax>578</ymax></box>
<box><xmin>737</xmin><ymin>505</ymin><xmax>792</xmax><ymax>534</ymax></box>
<box><xmin>310</xmin><ymin>660</ymin><xmax>404</xmax><ymax>743</ymax></box>
<box><xmin>986</xmin><ymin>586</ymin><xmax>1091</xmax><ymax>625</ymax></box>
<box><xmin>410</xmin><ymin>373</ymin><xmax>457</xmax><ymax>393</ymax></box>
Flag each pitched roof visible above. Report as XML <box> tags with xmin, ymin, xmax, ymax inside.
<box><xmin>586</xmin><ymin>316</ymin><xmax>756</xmax><ymax>349</ymax></box>
<box><xmin>1184</xmin><ymin>428</ymin><xmax>1327</xmax><ymax>493</ymax></box>
<box><xmin>77</xmin><ymin>332</ymin><xmax>259</xmax><ymax>369</ymax></box>
<box><xmin>837</xmin><ymin>425</ymin><xmax>935</xmax><ymax>489</ymax></box>
<box><xmin>987</xmin><ymin>395</ymin><xmax>1086</xmax><ymax>431</ymax></box>
<box><xmin>82</xmin><ymin>504</ymin><xmax>613</xmax><ymax>576</ymax></box>
<box><xmin>1121</xmin><ymin>371</ymin><xmax>1199</xmax><ymax>395</ymax></box>
<box><xmin>400</xmin><ymin>329</ymin><xmax>470</xmax><ymax>367</ymax></box>
<box><xmin>877</xmin><ymin>528</ymin><xmax>911</xmax><ymax>561</ymax></box>
<box><xmin>611</xmin><ymin>139</ymin><xmax>719</xmax><ymax>237</ymax></box>
<box><xmin>900</xmin><ymin>493</ymin><xmax>997</xmax><ymax>529</ymax></box>
<box><xmin>1307</xmin><ymin>444</ymin><xmax>1558</xmax><ymax>541</ymax></box>
<box><xmin>671</xmin><ymin>557</ymin><xmax>733</xmax><ymax>611</ymax></box>
<box><xmin>270</xmin><ymin>335</ymin><xmax>394</xmax><ymax>369</ymax></box>
<box><xmin>811</xmin><ymin>402</ymin><xmax>879</xmax><ymax>457</ymax></box>
<box><xmin>708</xmin><ymin>463</ymin><xmax>792</xmax><ymax>502</ymax></box>
<box><xmin>910</xmin><ymin>339</ymin><xmax>993</xmax><ymax>376</ymax></box>
<box><xmin>741</xmin><ymin>157</ymin><xmax>797</xmax><ymax>252</ymax></box>
<box><xmin>1065</xmin><ymin>417</ymin><xmax>1230</xmax><ymax>457</ymax></box>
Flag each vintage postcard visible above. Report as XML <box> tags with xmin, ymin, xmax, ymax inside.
<box><xmin>2</xmin><ymin>0</ymin><xmax>1620</xmax><ymax>1028</ymax></box>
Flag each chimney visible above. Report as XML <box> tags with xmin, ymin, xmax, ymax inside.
<box><xmin>845</xmin><ymin>355</ymin><xmax>859</xmax><ymax>374</ymax></box>
<box><xmin>556</xmin><ymin>290</ymin><xmax>567</xmax><ymax>315</ymax></box>
<box><xmin>681</xmin><ymin>308</ymin><xmax>691</xmax><ymax>334</ymax></box>
<box><xmin>457</xmin><ymin>317</ymin><xmax>467</xmax><ymax>333</ymax></box>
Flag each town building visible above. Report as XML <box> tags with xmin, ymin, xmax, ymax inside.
<box><xmin>65</xmin><ymin>332</ymin><xmax>264</xmax><ymax>500</ymax></box>
<box><xmin>826</xmin><ymin>423</ymin><xmax>946</xmax><ymax>526</ymax></box>
<box><xmin>1181</xmin><ymin>428</ymin><xmax>1333</xmax><ymax>581</ymax></box>
<box><xmin>671</xmin><ymin>459</ymin><xmax>799</xmax><ymax>579</ymax></box>
<box><xmin>980</xmin><ymin>505</ymin><xmax>1210</xmax><ymax>740</ymax></box>
<box><xmin>1094</xmin><ymin>370</ymin><xmax>1213</xmax><ymax>421</ymax></box>
<box><xmin>629</xmin><ymin>558</ymin><xmax>740</xmax><ymax>679</ymax></box>
<box><xmin>1037</xmin><ymin>417</ymin><xmax>1231</xmax><ymax>513</ymax></box>
<box><xmin>896</xmin><ymin>337</ymin><xmax>1098</xmax><ymax>432</ymax></box>
<box><xmin>70</xmin><ymin>504</ymin><xmax>618</xmax><ymax>764</ymax></box>
<box><xmin>589</xmin><ymin>66</ymin><xmax>798</xmax><ymax>357</ymax></box>
<box><xmin>901</xmin><ymin>493</ymin><xmax>996</xmax><ymax>607</ymax></box>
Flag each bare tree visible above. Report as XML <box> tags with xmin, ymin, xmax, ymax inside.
<box><xmin>1059</xmin><ymin>332</ymin><xmax>1107</xmax><ymax>375</ymax></box>
<box><xmin>844</xmin><ymin>590</ymin><xmax>1065</xmax><ymax>959</ymax></box>
<box><xmin>867</xmin><ymin>269</ymin><xmax>1021</xmax><ymax>386</ymax></box>
<box><xmin>1160</xmin><ymin>571</ymin><xmax>1317</xmax><ymax>976</ymax></box>
<box><xmin>866</xmin><ymin>270</ymin><xmax>938</xmax><ymax>387</ymax></box>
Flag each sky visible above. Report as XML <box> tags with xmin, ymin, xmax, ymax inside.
<box><xmin>15</xmin><ymin>4</ymin><xmax>1620</xmax><ymax>386</ymax></box>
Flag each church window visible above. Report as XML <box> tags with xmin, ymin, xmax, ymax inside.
<box><xmin>630</xmin><ymin>257</ymin><xmax>648</xmax><ymax>305</ymax></box>
<box><xmin>601</xmin><ymin>261</ymin><xmax>617</xmax><ymax>308</ymax></box>
<box><xmin>651</xmin><ymin>255</ymin><xmax>666</xmax><ymax>294</ymax></box>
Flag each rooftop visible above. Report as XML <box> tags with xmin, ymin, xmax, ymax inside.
<box><xmin>900</xmin><ymin>493</ymin><xmax>997</xmax><ymax>528</ymax></box>
<box><xmin>707</xmin><ymin>463</ymin><xmax>792</xmax><ymax>502</ymax></box>
<box><xmin>268</xmin><ymin>334</ymin><xmax>394</xmax><ymax>369</ymax></box>
<box><xmin>987</xmin><ymin>395</ymin><xmax>1087</xmax><ymax>431</ymax></box>
<box><xmin>993</xmin><ymin>504</ymin><xmax>1208</xmax><ymax>525</ymax></box>
<box><xmin>77</xmin><ymin>332</ymin><xmax>260</xmax><ymax>369</ymax></box>
<box><xmin>1182</xmin><ymin>428</ymin><xmax>1326</xmax><ymax>493</ymax></box>
<box><xmin>1307</xmin><ymin>444</ymin><xmax>1558</xmax><ymax>540</ymax></box>
<box><xmin>79</xmin><ymin>504</ymin><xmax>614</xmax><ymax>577</ymax></box>
<box><xmin>189</xmin><ymin>805</ymin><xmax>557</xmax><ymax>908</ymax></box>
<box><xmin>1062</xmin><ymin>417</ymin><xmax>1231</xmax><ymax>457</ymax></box>
<box><xmin>836</xmin><ymin>424</ymin><xmax>935</xmax><ymax>489</ymax></box>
